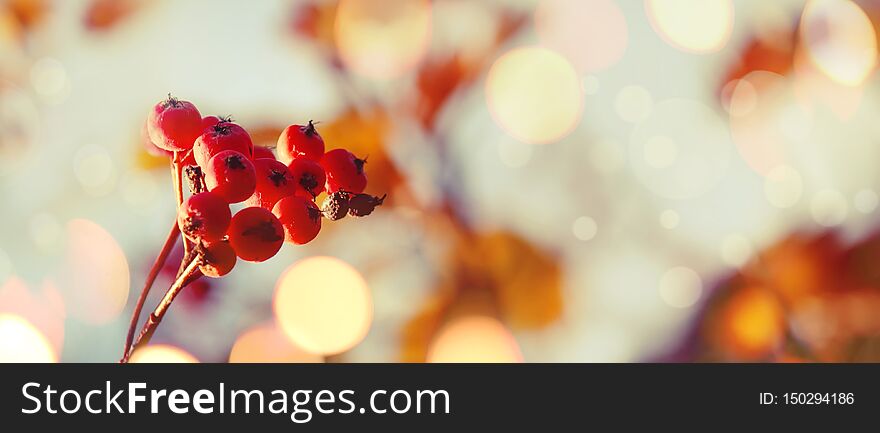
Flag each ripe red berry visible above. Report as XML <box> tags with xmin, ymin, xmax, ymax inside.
<box><xmin>147</xmin><ymin>95</ymin><xmax>203</xmax><ymax>152</ymax></box>
<box><xmin>141</xmin><ymin>119</ymin><xmax>171</xmax><ymax>157</ymax></box>
<box><xmin>246</xmin><ymin>159</ymin><xmax>298</xmax><ymax>209</ymax></box>
<box><xmin>227</xmin><ymin>206</ymin><xmax>284</xmax><ymax>262</ymax></box>
<box><xmin>193</xmin><ymin>121</ymin><xmax>254</xmax><ymax>167</ymax></box>
<box><xmin>272</xmin><ymin>196</ymin><xmax>322</xmax><ymax>245</ymax></box>
<box><xmin>177</xmin><ymin>192</ymin><xmax>231</xmax><ymax>242</ymax></box>
<box><xmin>199</xmin><ymin>240</ymin><xmax>236</xmax><ymax>278</ymax></box>
<box><xmin>201</xmin><ymin>115</ymin><xmax>223</xmax><ymax>131</ymax></box>
<box><xmin>252</xmin><ymin>146</ymin><xmax>276</xmax><ymax>160</ymax></box>
<box><xmin>179</xmin><ymin>149</ymin><xmax>197</xmax><ymax>167</ymax></box>
<box><xmin>204</xmin><ymin>150</ymin><xmax>257</xmax><ymax>203</ymax></box>
<box><xmin>288</xmin><ymin>158</ymin><xmax>326</xmax><ymax>198</ymax></box>
<box><xmin>320</xmin><ymin>149</ymin><xmax>367</xmax><ymax>193</ymax></box>
<box><xmin>277</xmin><ymin>120</ymin><xmax>325</xmax><ymax>164</ymax></box>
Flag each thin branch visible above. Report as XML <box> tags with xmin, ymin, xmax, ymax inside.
<box><xmin>120</xmin><ymin>220</ymin><xmax>180</xmax><ymax>362</ymax></box>
<box><xmin>172</xmin><ymin>151</ymin><xmax>184</xmax><ymax>207</ymax></box>
<box><xmin>122</xmin><ymin>254</ymin><xmax>201</xmax><ymax>363</ymax></box>
<box><xmin>170</xmin><ymin>151</ymin><xmax>196</xmax><ymax>277</ymax></box>
<box><xmin>173</xmin><ymin>153</ymin><xmax>192</xmax><ymax>260</ymax></box>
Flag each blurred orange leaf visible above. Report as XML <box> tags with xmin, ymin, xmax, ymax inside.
<box><xmin>290</xmin><ymin>1</ymin><xmax>338</xmax><ymax>49</ymax></box>
<box><xmin>705</xmin><ymin>285</ymin><xmax>786</xmax><ymax>361</ymax></box>
<box><xmin>467</xmin><ymin>232</ymin><xmax>563</xmax><ymax>329</ymax></box>
<box><xmin>319</xmin><ymin>106</ymin><xmax>405</xmax><ymax>198</ymax></box>
<box><xmin>84</xmin><ymin>0</ymin><xmax>141</xmax><ymax>32</ymax></box>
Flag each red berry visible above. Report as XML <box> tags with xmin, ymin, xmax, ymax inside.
<box><xmin>320</xmin><ymin>149</ymin><xmax>367</xmax><ymax>193</ymax></box>
<box><xmin>272</xmin><ymin>196</ymin><xmax>322</xmax><ymax>245</ymax></box>
<box><xmin>147</xmin><ymin>95</ymin><xmax>203</xmax><ymax>152</ymax></box>
<box><xmin>179</xmin><ymin>149</ymin><xmax>196</xmax><ymax>167</ymax></box>
<box><xmin>193</xmin><ymin>121</ymin><xmax>254</xmax><ymax>167</ymax></box>
<box><xmin>199</xmin><ymin>240</ymin><xmax>236</xmax><ymax>278</ymax></box>
<box><xmin>141</xmin><ymin>119</ymin><xmax>171</xmax><ymax>157</ymax></box>
<box><xmin>252</xmin><ymin>146</ymin><xmax>276</xmax><ymax>160</ymax></box>
<box><xmin>201</xmin><ymin>115</ymin><xmax>223</xmax><ymax>131</ymax></box>
<box><xmin>246</xmin><ymin>159</ymin><xmax>298</xmax><ymax>209</ymax></box>
<box><xmin>288</xmin><ymin>158</ymin><xmax>326</xmax><ymax>198</ymax></box>
<box><xmin>204</xmin><ymin>150</ymin><xmax>257</xmax><ymax>203</ymax></box>
<box><xmin>227</xmin><ymin>207</ymin><xmax>284</xmax><ymax>262</ymax></box>
<box><xmin>177</xmin><ymin>192</ymin><xmax>231</xmax><ymax>242</ymax></box>
<box><xmin>277</xmin><ymin>120</ymin><xmax>325</xmax><ymax>163</ymax></box>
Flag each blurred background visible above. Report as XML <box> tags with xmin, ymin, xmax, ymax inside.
<box><xmin>1</xmin><ymin>0</ymin><xmax>880</xmax><ymax>363</ymax></box>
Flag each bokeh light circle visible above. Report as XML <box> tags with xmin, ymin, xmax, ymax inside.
<box><xmin>0</xmin><ymin>313</ymin><xmax>57</xmax><ymax>363</ymax></box>
<box><xmin>572</xmin><ymin>216</ymin><xmax>598</xmax><ymax>241</ymax></box>
<box><xmin>629</xmin><ymin>99</ymin><xmax>731</xmax><ymax>200</ymax></box>
<box><xmin>335</xmin><ymin>0</ymin><xmax>431</xmax><ymax>80</ymax></box>
<box><xmin>61</xmin><ymin>219</ymin><xmax>130</xmax><ymax>324</ymax></box>
<box><xmin>30</xmin><ymin>57</ymin><xmax>69</xmax><ymax>104</ymax></box>
<box><xmin>721</xmin><ymin>234</ymin><xmax>753</xmax><ymax>267</ymax></box>
<box><xmin>646</xmin><ymin>0</ymin><xmax>734</xmax><ymax>53</ymax></box>
<box><xmin>658</xmin><ymin>267</ymin><xmax>702</xmax><ymax>308</ymax></box>
<box><xmin>273</xmin><ymin>256</ymin><xmax>372</xmax><ymax>356</ymax></box>
<box><xmin>73</xmin><ymin>144</ymin><xmax>117</xmax><ymax>196</ymax></box>
<box><xmin>659</xmin><ymin>209</ymin><xmax>680</xmax><ymax>229</ymax></box>
<box><xmin>728</xmin><ymin>71</ymin><xmax>792</xmax><ymax>175</ymax></box>
<box><xmin>534</xmin><ymin>0</ymin><xmax>628</xmax><ymax>73</ymax></box>
<box><xmin>130</xmin><ymin>345</ymin><xmax>198</xmax><ymax>363</ymax></box>
<box><xmin>810</xmin><ymin>189</ymin><xmax>848</xmax><ymax>227</ymax></box>
<box><xmin>229</xmin><ymin>322</ymin><xmax>324</xmax><ymax>363</ymax></box>
<box><xmin>723</xmin><ymin>79</ymin><xmax>757</xmax><ymax>117</ymax></box>
<box><xmin>427</xmin><ymin>315</ymin><xmax>522</xmax><ymax>363</ymax></box>
<box><xmin>763</xmin><ymin>165</ymin><xmax>803</xmax><ymax>208</ymax></box>
<box><xmin>486</xmin><ymin>47</ymin><xmax>584</xmax><ymax>145</ymax></box>
<box><xmin>643</xmin><ymin>135</ymin><xmax>677</xmax><ymax>168</ymax></box>
<box><xmin>854</xmin><ymin>189</ymin><xmax>878</xmax><ymax>214</ymax></box>
<box><xmin>800</xmin><ymin>0</ymin><xmax>877</xmax><ymax>86</ymax></box>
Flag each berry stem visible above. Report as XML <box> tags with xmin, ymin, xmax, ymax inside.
<box><xmin>122</xmin><ymin>256</ymin><xmax>201</xmax><ymax>363</ymax></box>
<box><xmin>119</xmin><ymin>220</ymin><xmax>180</xmax><ymax>363</ymax></box>
<box><xmin>172</xmin><ymin>152</ymin><xmax>184</xmax><ymax>207</ymax></box>
<box><xmin>172</xmin><ymin>151</ymin><xmax>194</xmax><ymax>262</ymax></box>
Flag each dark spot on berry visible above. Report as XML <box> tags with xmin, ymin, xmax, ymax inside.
<box><xmin>182</xmin><ymin>215</ymin><xmax>203</xmax><ymax>235</ymax></box>
<box><xmin>241</xmin><ymin>220</ymin><xmax>283</xmax><ymax>243</ymax></box>
<box><xmin>307</xmin><ymin>206</ymin><xmax>322</xmax><ymax>223</ymax></box>
<box><xmin>268</xmin><ymin>170</ymin><xmax>288</xmax><ymax>187</ymax></box>
<box><xmin>212</xmin><ymin>122</ymin><xmax>232</xmax><ymax>136</ymax></box>
<box><xmin>353</xmin><ymin>156</ymin><xmax>367</xmax><ymax>175</ymax></box>
<box><xmin>162</xmin><ymin>93</ymin><xmax>181</xmax><ymax>109</ymax></box>
<box><xmin>299</xmin><ymin>172</ymin><xmax>318</xmax><ymax>195</ymax></box>
<box><xmin>225</xmin><ymin>154</ymin><xmax>246</xmax><ymax>170</ymax></box>
<box><xmin>302</xmin><ymin>120</ymin><xmax>319</xmax><ymax>137</ymax></box>
<box><xmin>201</xmin><ymin>245</ymin><xmax>218</xmax><ymax>266</ymax></box>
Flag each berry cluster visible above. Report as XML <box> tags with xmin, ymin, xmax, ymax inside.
<box><xmin>145</xmin><ymin>94</ymin><xmax>385</xmax><ymax>277</ymax></box>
